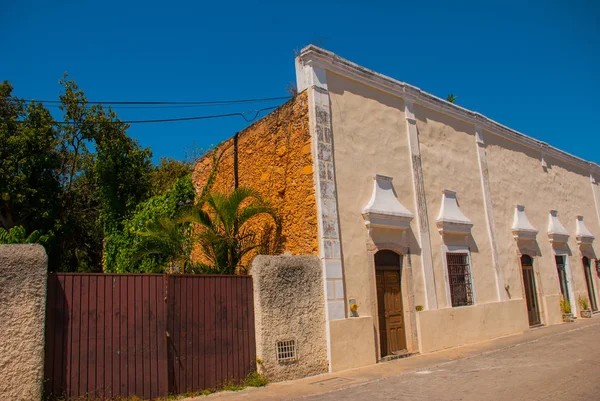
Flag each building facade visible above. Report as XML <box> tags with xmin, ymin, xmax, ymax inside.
<box><xmin>194</xmin><ymin>45</ymin><xmax>600</xmax><ymax>373</ymax></box>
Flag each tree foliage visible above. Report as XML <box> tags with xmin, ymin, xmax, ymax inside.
<box><xmin>103</xmin><ymin>175</ymin><xmax>195</xmax><ymax>273</ymax></box>
<box><xmin>190</xmin><ymin>187</ymin><xmax>278</xmax><ymax>274</ymax></box>
<box><xmin>1</xmin><ymin>76</ymin><xmax>154</xmax><ymax>271</ymax></box>
<box><xmin>150</xmin><ymin>157</ymin><xmax>192</xmax><ymax>196</ymax></box>
<box><xmin>0</xmin><ymin>81</ymin><xmax>60</xmax><ymax>235</ymax></box>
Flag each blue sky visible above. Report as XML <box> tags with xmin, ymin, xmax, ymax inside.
<box><xmin>3</xmin><ymin>0</ymin><xmax>599</xmax><ymax>164</ymax></box>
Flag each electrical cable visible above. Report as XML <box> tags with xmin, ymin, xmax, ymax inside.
<box><xmin>48</xmin><ymin>106</ymin><xmax>279</xmax><ymax>125</ymax></box>
<box><xmin>8</xmin><ymin>95</ymin><xmax>291</xmax><ymax>106</ymax></box>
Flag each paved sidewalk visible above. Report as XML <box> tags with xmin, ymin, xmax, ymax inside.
<box><xmin>189</xmin><ymin>316</ymin><xmax>600</xmax><ymax>401</ymax></box>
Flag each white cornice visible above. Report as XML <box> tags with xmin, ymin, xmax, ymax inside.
<box><xmin>296</xmin><ymin>45</ymin><xmax>600</xmax><ymax>176</ymax></box>
<box><xmin>512</xmin><ymin>205</ymin><xmax>539</xmax><ymax>242</ymax></box>
<box><xmin>547</xmin><ymin>210</ymin><xmax>570</xmax><ymax>244</ymax></box>
<box><xmin>436</xmin><ymin>189</ymin><xmax>473</xmax><ymax>236</ymax></box>
<box><xmin>576</xmin><ymin>215</ymin><xmax>595</xmax><ymax>245</ymax></box>
<box><xmin>362</xmin><ymin>174</ymin><xmax>414</xmax><ymax>230</ymax></box>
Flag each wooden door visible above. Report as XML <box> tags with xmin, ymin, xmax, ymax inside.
<box><xmin>375</xmin><ymin>251</ymin><xmax>407</xmax><ymax>357</ymax></box>
<box><xmin>521</xmin><ymin>255</ymin><xmax>541</xmax><ymax>326</ymax></box>
<box><xmin>582</xmin><ymin>257</ymin><xmax>598</xmax><ymax>312</ymax></box>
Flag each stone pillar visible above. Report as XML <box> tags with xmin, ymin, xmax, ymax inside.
<box><xmin>296</xmin><ymin>57</ymin><xmax>346</xmax><ymax>371</ymax></box>
<box><xmin>0</xmin><ymin>245</ymin><xmax>48</xmax><ymax>401</ymax></box>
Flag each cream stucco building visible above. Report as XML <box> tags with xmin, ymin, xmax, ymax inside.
<box><xmin>194</xmin><ymin>45</ymin><xmax>600</xmax><ymax>374</ymax></box>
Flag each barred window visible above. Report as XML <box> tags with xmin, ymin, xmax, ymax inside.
<box><xmin>446</xmin><ymin>253</ymin><xmax>473</xmax><ymax>307</ymax></box>
<box><xmin>276</xmin><ymin>340</ymin><xmax>297</xmax><ymax>362</ymax></box>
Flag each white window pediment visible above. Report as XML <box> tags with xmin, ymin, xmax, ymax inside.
<box><xmin>362</xmin><ymin>175</ymin><xmax>413</xmax><ymax>230</ymax></box>
<box><xmin>576</xmin><ymin>216</ymin><xmax>595</xmax><ymax>245</ymax></box>
<box><xmin>512</xmin><ymin>205</ymin><xmax>538</xmax><ymax>241</ymax></box>
<box><xmin>547</xmin><ymin>210</ymin><xmax>569</xmax><ymax>244</ymax></box>
<box><xmin>436</xmin><ymin>189</ymin><xmax>473</xmax><ymax>236</ymax></box>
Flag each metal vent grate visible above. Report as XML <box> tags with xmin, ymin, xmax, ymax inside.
<box><xmin>276</xmin><ymin>340</ymin><xmax>297</xmax><ymax>362</ymax></box>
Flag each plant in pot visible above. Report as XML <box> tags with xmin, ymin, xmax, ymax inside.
<box><xmin>578</xmin><ymin>295</ymin><xmax>592</xmax><ymax>318</ymax></box>
<box><xmin>560</xmin><ymin>296</ymin><xmax>574</xmax><ymax>322</ymax></box>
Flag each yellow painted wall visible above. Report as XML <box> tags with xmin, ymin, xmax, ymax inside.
<box><xmin>192</xmin><ymin>92</ymin><xmax>318</xmax><ymax>263</ymax></box>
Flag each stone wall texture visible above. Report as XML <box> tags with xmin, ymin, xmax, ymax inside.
<box><xmin>0</xmin><ymin>245</ymin><xmax>48</xmax><ymax>401</ymax></box>
<box><xmin>251</xmin><ymin>255</ymin><xmax>328</xmax><ymax>381</ymax></box>
<box><xmin>192</xmin><ymin>92</ymin><xmax>318</xmax><ymax>265</ymax></box>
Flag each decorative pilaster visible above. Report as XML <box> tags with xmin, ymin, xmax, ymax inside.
<box><xmin>474</xmin><ymin>126</ymin><xmax>506</xmax><ymax>301</ymax></box>
<box><xmin>405</xmin><ymin>100</ymin><xmax>438</xmax><ymax>310</ymax></box>
<box><xmin>297</xmin><ymin>58</ymin><xmax>346</xmax><ymax>324</ymax></box>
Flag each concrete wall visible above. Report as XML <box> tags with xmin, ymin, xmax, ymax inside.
<box><xmin>327</xmin><ymin>72</ymin><xmax>424</xmax><ymax>320</ymax></box>
<box><xmin>415</xmin><ymin>105</ymin><xmax>498</xmax><ymax>307</ymax></box>
<box><xmin>251</xmin><ymin>255</ymin><xmax>328</xmax><ymax>381</ymax></box>
<box><xmin>485</xmin><ymin>131</ymin><xmax>600</xmax><ymax>322</ymax></box>
<box><xmin>0</xmin><ymin>245</ymin><xmax>48</xmax><ymax>401</ymax></box>
<box><xmin>329</xmin><ymin>317</ymin><xmax>377</xmax><ymax>372</ymax></box>
<box><xmin>192</xmin><ymin>92</ymin><xmax>318</xmax><ymax>262</ymax></box>
<box><xmin>300</xmin><ymin>46</ymin><xmax>600</xmax><ymax>364</ymax></box>
<box><xmin>417</xmin><ymin>300</ymin><xmax>529</xmax><ymax>353</ymax></box>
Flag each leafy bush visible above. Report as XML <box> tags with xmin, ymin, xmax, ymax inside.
<box><xmin>0</xmin><ymin>225</ymin><xmax>48</xmax><ymax>244</ymax></box>
<box><xmin>103</xmin><ymin>175</ymin><xmax>195</xmax><ymax>273</ymax></box>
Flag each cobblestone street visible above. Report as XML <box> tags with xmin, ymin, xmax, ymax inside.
<box><xmin>200</xmin><ymin>319</ymin><xmax>600</xmax><ymax>401</ymax></box>
<box><xmin>303</xmin><ymin>322</ymin><xmax>600</xmax><ymax>401</ymax></box>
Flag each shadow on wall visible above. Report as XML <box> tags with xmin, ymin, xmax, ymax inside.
<box><xmin>250</xmin><ymin>255</ymin><xmax>328</xmax><ymax>382</ymax></box>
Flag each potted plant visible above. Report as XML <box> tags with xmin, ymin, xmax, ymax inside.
<box><xmin>578</xmin><ymin>295</ymin><xmax>592</xmax><ymax>318</ymax></box>
<box><xmin>560</xmin><ymin>296</ymin><xmax>574</xmax><ymax>322</ymax></box>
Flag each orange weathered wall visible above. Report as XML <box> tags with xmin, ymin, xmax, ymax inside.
<box><xmin>192</xmin><ymin>91</ymin><xmax>318</xmax><ymax>262</ymax></box>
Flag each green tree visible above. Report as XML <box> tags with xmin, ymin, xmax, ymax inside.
<box><xmin>1</xmin><ymin>76</ymin><xmax>154</xmax><ymax>272</ymax></box>
<box><xmin>93</xmin><ymin>112</ymin><xmax>153</xmax><ymax>233</ymax></box>
<box><xmin>150</xmin><ymin>157</ymin><xmax>192</xmax><ymax>196</ymax></box>
<box><xmin>0</xmin><ymin>81</ymin><xmax>60</xmax><ymax>235</ymax></box>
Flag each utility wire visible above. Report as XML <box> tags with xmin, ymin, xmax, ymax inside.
<box><xmin>9</xmin><ymin>95</ymin><xmax>291</xmax><ymax>106</ymax></box>
<box><xmin>48</xmin><ymin>106</ymin><xmax>279</xmax><ymax>125</ymax></box>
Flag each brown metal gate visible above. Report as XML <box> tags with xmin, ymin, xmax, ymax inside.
<box><xmin>43</xmin><ymin>273</ymin><xmax>256</xmax><ymax>400</ymax></box>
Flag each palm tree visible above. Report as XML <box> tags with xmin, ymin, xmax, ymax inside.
<box><xmin>134</xmin><ymin>186</ymin><xmax>279</xmax><ymax>274</ymax></box>
<box><xmin>446</xmin><ymin>94</ymin><xmax>458</xmax><ymax>103</ymax></box>
<box><xmin>187</xmin><ymin>187</ymin><xmax>278</xmax><ymax>274</ymax></box>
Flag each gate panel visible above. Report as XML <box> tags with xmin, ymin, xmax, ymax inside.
<box><xmin>44</xmin><ymin>274</ymin><xmax>167</xmax><ymax>400</ymax></box>
<box><xmin>167</xmin><ymin>275</ymin><xmax>256</xmax><ymax>393</ymax></box>
<box><xmin>44</xmin><ymin>273</ymin><xmax>255</xmax><ymax>399</ymax></box>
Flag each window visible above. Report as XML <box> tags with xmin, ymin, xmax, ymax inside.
<box><xmin>555</xmin><ymin>255</ymin><xmax>570</xmax><ymax>301</ymax></box>
<box><xmin>276</xmin><ymin>340</ymin><xmax>297</xmax><ymax>362</ymax></box>
<box><xmin>446</xmin><ymin>253</ymin><xmax>473</xmax><ymax>307</ymax></box>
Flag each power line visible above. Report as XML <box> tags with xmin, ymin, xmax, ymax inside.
<box><xmin>48</xmin><ymin>106</ymin><xmax>279</xmax><ymax>125</ymax></box>
<box><xmin>10</xmin><ymin>95</ymin><xmax>292</xmax><ymax>106</ymax></box>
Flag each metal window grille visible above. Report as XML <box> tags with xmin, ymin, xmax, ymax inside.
<box><xmin>555</xmin><ymin>255</ymin><xmax>569</xmax><ymax>299</ymax></box>
<box><xmin>276</xmin><ymin>340</ymin><xmax>297</xmax><ymax>362</ymax></box>
<box><xmin>446</xmin><ymin>253</ymin><xmax>473</xmax><ymax>307</ymax></box>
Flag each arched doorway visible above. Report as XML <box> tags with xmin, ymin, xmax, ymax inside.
<box><xmin>375</xmin><ymin>250</ymin><xmax>407</xmax><ymax>357</ymax></box>
<box><xmin>521</xmin><ymin>255</ymin><xmax>541</xmax><ymax>326</ymax></box>
<box><xmin>582</xmin><ymin>257</ymin><xmax>598</xmax><ymax>312</ymax></box>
